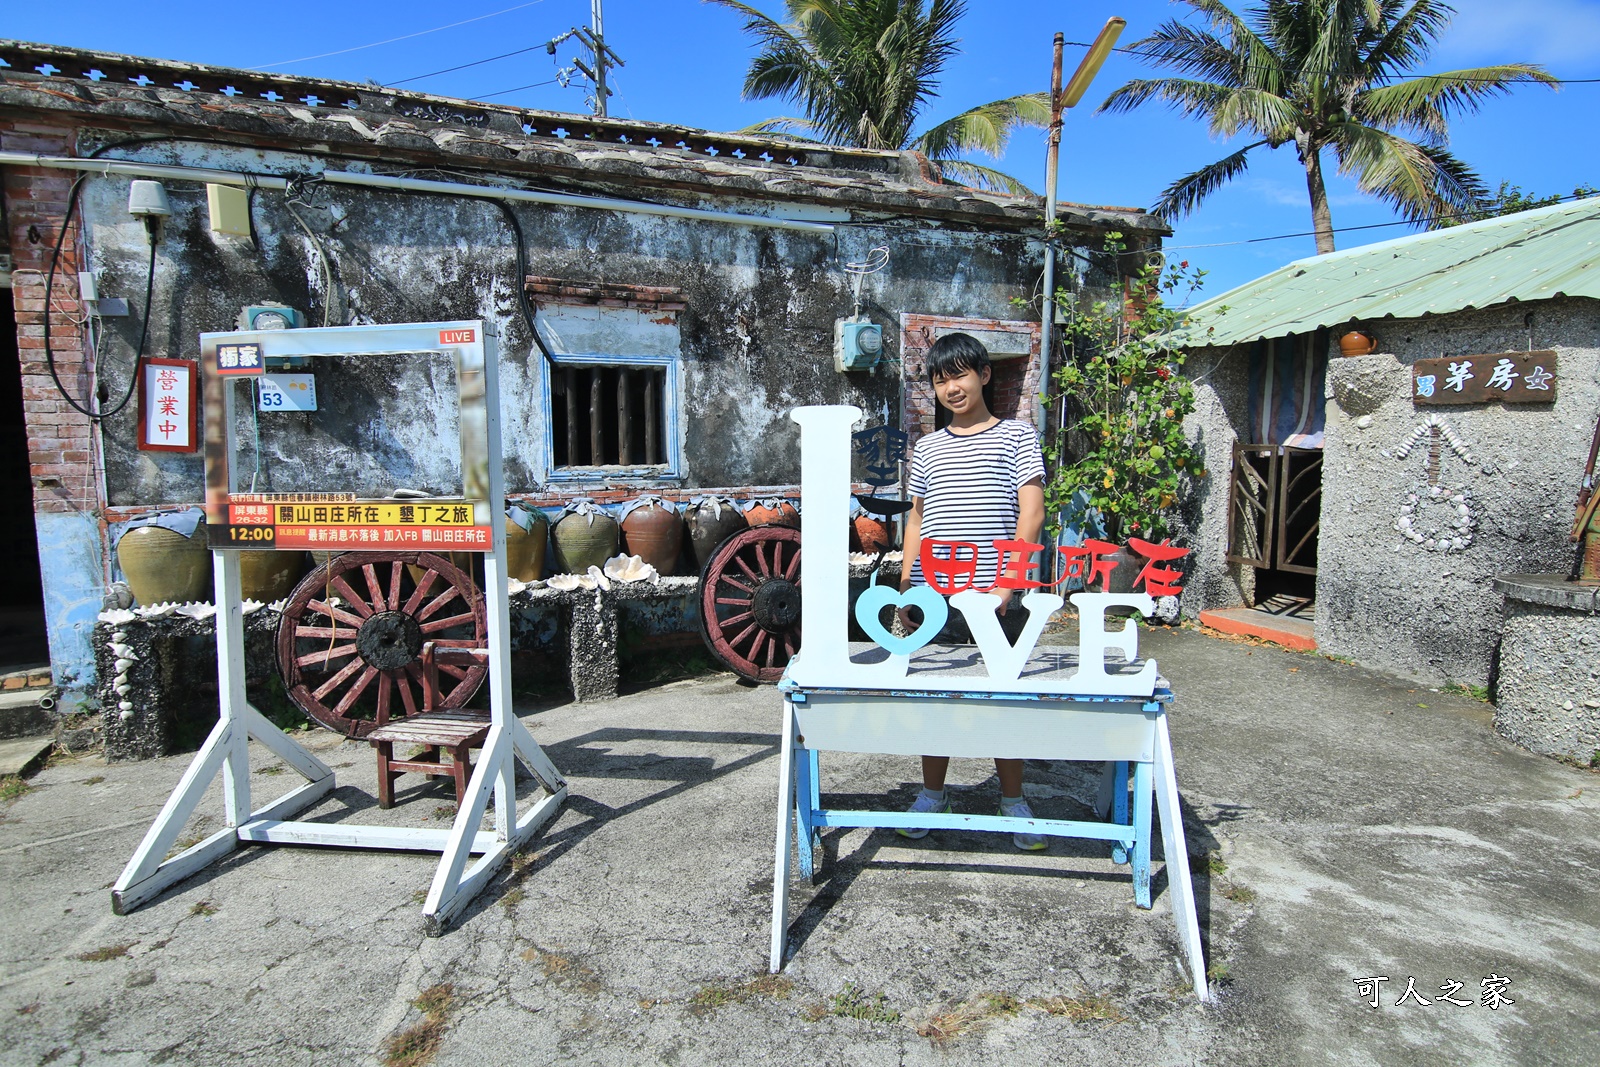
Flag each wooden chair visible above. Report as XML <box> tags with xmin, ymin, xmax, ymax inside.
<box><xmin>368</xmin><ymin>643</ymin><xmax>490</xmax><ymax>808</ymax></box>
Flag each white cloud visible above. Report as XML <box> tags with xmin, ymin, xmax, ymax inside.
<box><xmin>1435</xmin><ymin>0</ymin><xmax>1600</xmax><ymax>71</ymax></box>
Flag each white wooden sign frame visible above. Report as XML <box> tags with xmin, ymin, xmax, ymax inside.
<box><xmin>112</xmin><ymin>321</ymin><xmax>567</xmax><ymax>933</ymax></box>
<box><xmin>770</xmin><ymin>406</ymin><xmax>1209</xmax><ymax>1000</ymax></box>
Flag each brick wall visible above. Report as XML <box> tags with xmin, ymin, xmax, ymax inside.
<box><xmin>526</xmin><ymin>276</ymin><xmax>687</xmax><ymax>313</ymax></box>
<box><xmin>898</xmin><ymin>314</ymin><xmax>1043</xmax><ymax>456</ymax></box>
<box><xmin>2</xmin><ymin>118</ymin><xmax>99</xmax><ymax>517</ymax></box>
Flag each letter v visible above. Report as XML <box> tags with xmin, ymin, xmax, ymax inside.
<box><xmin>949</xmin><ymin>591</ymin><xmax>1064</xmax><ymax>682</ymax></box>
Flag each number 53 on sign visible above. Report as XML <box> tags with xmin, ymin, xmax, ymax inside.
<box><xmin>257</xmin><ymin>374</ymin><xmax>317</xmax><ymax>411</ymax></box>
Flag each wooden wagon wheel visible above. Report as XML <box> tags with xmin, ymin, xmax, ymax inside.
<box><xmin>698</xmin><ymin>525</ymin><xmax>802</xmax><ymax>684</ymax></box>
<box><xmin>276</xmin><ymin>551</ymin><xmax>488</xmax><ymax>738</ymax></box>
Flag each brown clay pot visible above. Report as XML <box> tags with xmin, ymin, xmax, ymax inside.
<box><xmin>745</xmin><ymin>500</ymin><xmax>799</xmax><ymax>528</ymax></box>
<box><xmin>117</xmin><ymin>522</ymin><xmax>211</xmax><ymax>606</ymax></box>
<box><xmin>620</xmin><ymin>499</ymin><xmax>683</xmax><ymax>576</ymax></box>
<box><xmin>552</xmin><ymin>507</ymin><xmax>619</xmax><ymax>574</ymax></box>
<box><xmin>1339</xmin><ymin>330</ymin><xmax>1377</xmax><ymax>356</ymax></box>
<box><xmin>505</xmin><ymin>508</ymin><xmax>550</xmax><ymax>581</ymax></box>
<box><xmin>850</xmin><ymin>514</ymin><xmax>891</xmax><ymax>553</ymax></box>
<box><xmin>683</xmin><ymin>499</ymin><xmax>748</xmax><ymax>570</ymax></box>
<box><xmin>238</xmin><ymin>550</ymin><xmax>308</xmax><ymax>602</ymax></box>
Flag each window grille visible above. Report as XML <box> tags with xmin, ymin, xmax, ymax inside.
<box><xmin>552</xmin><ymin>365</ymin><xmax>668</xmax><ymax>468</ymax></box>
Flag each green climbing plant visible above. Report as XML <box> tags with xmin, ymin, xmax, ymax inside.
<box><xmin>1042</xmin><ymin>234</ymin><xmax>1208</xmax><ymax>542</ymax></box>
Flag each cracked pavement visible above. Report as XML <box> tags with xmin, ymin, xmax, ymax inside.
<box><xmin>0</xmin><ymin>627</ymin><xmax>1594</xmax><ymax>1065</ymax></box>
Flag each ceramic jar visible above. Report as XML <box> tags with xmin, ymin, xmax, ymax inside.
<box><xmin>619</xmin><ymin>496</ymin><xmax>683</xmax><ymax>576</ymax></box>
<box><xmin>1339</xmin><ymin>330</ymin><xmax>1377</xmax><ymax>356</ymax></box>
<box><xmin>116</xmin><ymin>516</ymin><xmax>211</xmax><ymax>606</ymax></box>
<box><xmin>551</xmin><ymin>500</ymin><xmax>619</xmax><ymax>574</ymax></box>
<box><xmin>850</xmin><ymin>513</ymin><xmax>892</xmax><ymax>553</ymax></box>
<box><xmin>505</xmin><ymin>505</ymin><xmax>550</xmax><ymax>582</ymax></box>
<box><xmin>744</xmin><ymin>498</ymin><xmax>799</xmax><ymax>528</ymax></box>
<box><xmin>238</xmin><ymin>550</ymin><xmax>308</xmax><ymax>602</ymax></box>
<box><xmin>683</xmin><ymin>496</ymin><xmax>747</xmax><ymax>571</ymax></box>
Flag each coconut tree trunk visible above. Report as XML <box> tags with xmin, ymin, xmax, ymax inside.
<box><xmin>1301</xmin><ymin>138</ymin><xmax>1336</xmax><ymax>254</ymax></box>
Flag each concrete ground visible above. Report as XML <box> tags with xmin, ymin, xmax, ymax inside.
<box><xmin>0</xmin><ymin>627</ymin><xmax>1594</xmax><ymax>1066</ymax></box>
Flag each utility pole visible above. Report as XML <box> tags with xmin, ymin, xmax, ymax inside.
<box><xmin>570</xmin><ymin>0</ymin><xmax>625</xmax><ymax>118</ymax></box>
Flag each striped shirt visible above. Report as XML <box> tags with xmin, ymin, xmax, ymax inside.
<box><xmin>908</xmin><ymin>419</ymin><xmax>1045</xmax><ymax>589</ymax></box>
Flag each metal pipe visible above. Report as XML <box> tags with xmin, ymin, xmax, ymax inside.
<box><xmin>0</xmin><ymin>151</ymin><xmax>837</xmax><ymax>233</ymax></box>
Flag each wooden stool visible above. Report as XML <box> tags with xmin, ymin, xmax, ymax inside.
<box><xmin>368</xmin><ymin>642</ymin><xmax>490</xmax><ymax>808</ymax></box>
<box><xmin>368</xmin><ymin>711</ymin><xmax>491</xmax><ymax>808</ymax></box>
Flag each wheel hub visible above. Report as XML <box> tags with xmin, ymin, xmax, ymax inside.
<box><xmin>750</xmin><ymin>578</ymin><xmax>801</xmax><ymax>632</ymax></box>
<box><xmin>356</xmin><ymin>610</ymin><xmax>423</xmax><ymax>670</ymax></box>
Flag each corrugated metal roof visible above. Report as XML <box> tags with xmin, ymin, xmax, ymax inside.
<box><xmin>1173</xmin><ymin>195</ymin><xmax>1600</xmax><ymax>348</ymax></box>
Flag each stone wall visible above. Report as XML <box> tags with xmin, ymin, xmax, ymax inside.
<box><xmin>1492</xmin><ymin>577</ymin><xmax>1600</xmax><ymax>762</ymax></box>
<box><xmin>1175</xmin><ymin>343</ymin><xmax>1255</xmax><ymax>617</ymax></box>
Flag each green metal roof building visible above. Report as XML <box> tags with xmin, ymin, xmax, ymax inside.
<box><xmin>1175</xmin><ymin>196</ymin><xmax>1600</xmax><ymax>348</ymax></box>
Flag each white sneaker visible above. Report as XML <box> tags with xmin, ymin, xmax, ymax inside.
<box><xmin>896</xmin><ymin>791</ymin><xmax>951</xmax><ymax>839</ymax></box>
<box><xmin>999</xmin><ymin>798</ymin><xmax>1048</xmax><ymax>851</ymax></box>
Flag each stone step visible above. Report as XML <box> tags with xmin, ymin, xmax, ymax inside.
<box><xmin>0</xmin><ymin>688</ymin><xmax>55</xmax><ymax>742</ymax></box>
<box><xmin>0</xmin><ymin>734</ymin><xmax>53</xmax><ymax>778</ymax></box>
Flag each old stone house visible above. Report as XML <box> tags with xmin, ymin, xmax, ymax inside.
<box><xmin>0</xmin><ymin>40</ymin><xmax>1163</xmax><ymax>706</ymax></box>
<box><xmin>1175</xmin><ymin>197</ymin><xmax>1600</xmax><ymax>689</ymax></box>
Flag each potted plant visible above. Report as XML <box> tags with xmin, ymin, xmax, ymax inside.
<box><xmin>1040</xmin><ymin>235</ymin><xmax>1208</xmax><ymax>586</ymax></box>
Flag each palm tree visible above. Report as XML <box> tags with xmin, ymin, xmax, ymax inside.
<box><xmin>707</xmin><ymin>0</ymin><xmax>1049</xmax><ymax>193</ymax></box>
<box><xmin>1099</xmin><ymin>0</ymin><xmax>1557</xmax><ymax>252</ymax></box>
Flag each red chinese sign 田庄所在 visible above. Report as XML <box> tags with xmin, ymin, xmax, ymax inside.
<box><xmin>920</xmin><ymin>537</ymin><xmax>1188</xmax><ymax>597</ymax></box>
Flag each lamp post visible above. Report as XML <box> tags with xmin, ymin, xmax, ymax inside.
<box><xmin>1038</xmin><ymin>17</ymin><xmax>1124</xmax><ymax>577</ymax></box>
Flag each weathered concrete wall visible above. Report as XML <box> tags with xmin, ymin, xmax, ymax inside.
<box><xmin>1317</xmin><ymin>298</ymin><xmax>1600</xmax><ymax>685</ymax></box>
<box><xmin>1177</xmin><ymin>344</ymin><xmax>1255</xmax><ymax>616</ymax></box>
<box><xmin>78</xmin><ymin>143</ymin><xmax>1047</xmax><ymax>506</ymax></box>
<box><xmin>1493</xmin><ymin>580</ymin><xmax>1600</xmax><ymax>761</ymax></box>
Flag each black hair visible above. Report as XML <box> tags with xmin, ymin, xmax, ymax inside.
<box><xmin>925</xmin><ymin>332</ymin><xmax>991</xmax><ymax>382</ymax></box>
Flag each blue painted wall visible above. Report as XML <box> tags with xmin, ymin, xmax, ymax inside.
<box><xmin>36</xmin><ymin>511</ymin><xmax>105</xmax><ymax>707</ymax></box>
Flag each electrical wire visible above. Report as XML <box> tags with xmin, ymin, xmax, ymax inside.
<box><xmin>491</xmin><ymin>200</ymin><xmax>555</xmax><ymax>366</ymax></box>
<box><xmin>255</xmin><ymin>0</ymin><xmax>552</xmax><ymax>69</ymax></box>
<box><xmin>478</xmin><ymin>77</ymin><xmax>562</xmax><ymax>100</ymax></box>
<box><xmin>1060</xmin><ymin>39</ymin><xmax>1600</xmax><ymax>85</ymax></box>
<box><xmin>1163</xmin><ymin>188</ymin><xmax>1600</xmax><ymax>249</ymax></box>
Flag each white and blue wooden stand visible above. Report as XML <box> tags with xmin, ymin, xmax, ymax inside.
<box><xmin>111</xmin><ymin>322</ymin><xmax>567</xmax><ymax>933</ymax></box>
<box><xmin>768</xmin><ymin>406</ymin><xmax>1209</xmax><ymax>1001</ymax></box>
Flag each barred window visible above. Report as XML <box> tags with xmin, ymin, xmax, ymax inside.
<box><xmin>552</xmin><ymin>364</ymin><xmax>668</xmax><ymax>468</ymax></box>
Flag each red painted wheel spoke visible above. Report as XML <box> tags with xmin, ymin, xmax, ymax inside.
<box><xmin>388</xmin><ymin>561</ymin><xmax>404</xmax><ymax>611</ymax></box>
<box><xmin>333</xmin><ymin>666</ymin><xmax>381</xmax><ymax>716</ymax></box>
<box><xmin>435</xmin><ymin>662</ymin><xmax>470</xmax><ymax>681</ymax></box>
<box><xmin>718</xmin><ymin>611</ymin><xmax>753</xmax><ymax>629</ymax></box>
<box><xmin>421</xmin><ymin>612</ymin><xmax>478</xmax><ymax>634</ymax></box>
<box><xmin>375</xmin><ymin>673</ymin><xmax>393</xmax><ymax>725</ymax></box>
<box><xmin>327</xmin><ymin>576</ymin><xmax>375</xmax><ymax>617</ymax></box>
<box><xmin>296</xmin><ymin>643</ymin><xmax>357</xmax><ymax>668</ymax></box>
<box><xmin>784</xmin><ymin>548</ymin><xmax>801</xmax><ymax>580</ymax></box>
<box><xmin>734</xmin><ymin>553</ymin><xmax>763</xmax><ymax>583</ymax></box>
<box><xmin>715</xmin><ymin>596</ymin><xmax>754</xmax><ymax>607</ymax></box>
<box><xmin>362</xmin><ymin>564</ymin><xmax>386</xmax><ymax>611</ymax></box>
<box><xmin>313</xmin><ymin>656</ymin><xmax>367</xmax><ymax>701</ymax></box>
<box><xmin>395</xmin><ymin>668</ymin><xmax>419</xmax><ymax>718</ymax></box>
<box><xmin>418</xmin><ymin>587</ymin><xmax>462</xmax><ymax>622</ymax></box>
<box><xmin>294</xmin><ymin>624</ymin><xmax>360</xmax><ymax>641</ymax></box>
<box><xmin>751</xmin><ymin>545</ymin><xmax>771</xmax><ymax>578</ymax></box>
<box><xmin>720</xmin><ymin>575</ymin><xmax>755</xmax><ymax>595</ymax></box>
<box><xmin>771</xmin><ymin>541</ymin><xmax>784</xmax><ymax>578</ymax></box>
<box><xmin>747</xmin><ymin>629</ymin><xmax>768</xmax><ymax>663</ymax></box>
<box><xmin>307</xmin><ymin>601</ymin><xmax>367</xmax><ymax>630</ymax></box>
<box><xmin>404</xmin><ymin>569</ymin><xmax>440</xmax><ymax>614</ymax></box>
<box><xmin>783</xmin><ymin>636</ymin><xmax>797</xmax><ymax>660</ymax></box>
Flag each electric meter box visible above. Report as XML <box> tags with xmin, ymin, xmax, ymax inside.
<box><xmin>833</xmin><ymin>317</ymin><xmax>883</xmax><ymax>372</ymax></box>
<box><xmin>239</xmin><ymin>305</ymin><xmax>310</xmax><ymax>370</ymax></box>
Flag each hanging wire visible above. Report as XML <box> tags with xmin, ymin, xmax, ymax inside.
<box><xmin>842</xmin><ymin>246</ymin><xmax>890</xmax><ymax>317</ymax></box>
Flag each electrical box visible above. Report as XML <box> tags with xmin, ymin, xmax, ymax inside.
<box><xmin>833</xmin><ymin>317</ymin><xmax>883</xmax><ymax>372</ymax></box>
<box><xmin>207</xmin><ymin>184</ymin><xmax>252</xmax><ymax>237</ymax></box>
<box><xmin>239</xmin><ymin>304</ymin><xmax>310</xmax><ymax>369</ymax></box>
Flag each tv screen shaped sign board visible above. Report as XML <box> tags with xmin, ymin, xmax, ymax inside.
<box><xmin>200</xmin><ymin>322</ymin><xmax>495</xmax><ymax>552</ymax></box>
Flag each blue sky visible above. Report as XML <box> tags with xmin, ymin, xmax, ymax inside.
<box><xmin>9</xmin><ymin>0</ymin><xmax>1598</xmax><ymax>300</ymax></box>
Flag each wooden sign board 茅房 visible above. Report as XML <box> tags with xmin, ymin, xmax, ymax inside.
<box><xmin>1412</xmin><ymin>351</ymin><xmax>1557</xmax><ymax>405</ymax></box>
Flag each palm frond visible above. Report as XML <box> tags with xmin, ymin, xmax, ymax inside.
<box><xmin>1333</xmin><ymin>123</ymin><xmax>1490</xmax><ymax>224</ymax></box>
<box><xmin>1358</xmin><ymin>65</ymin><xmax>1559</xmax><ymax>138</ymax></box>
<box><xmin>1099</xmin><ymin>78</ymin><xmax>1241</xmax><ymax>129</ymax></box>
<box><xmin>931</xmin><ymin>158</ymin><xmax>1033</xmax><ymax>195</ymax></box>
<box><xmin>736</xmin><ymin>117</ymin><xmax>824</xmax><ymax>140</ymax></box>
<box><xmin>1362</xmin><ymin>0</ymin><xmax>1453</xmax><ymax>76</ymax></box>
<box><xmin>1152</xmin><ymin>141</ymin><xmax>1268</xmax><ymax>220</ymax></box>
<box><xmin>914</xmin><ymin>92</ymin><xmax>1049</xmax><ymax>161</ymax></box>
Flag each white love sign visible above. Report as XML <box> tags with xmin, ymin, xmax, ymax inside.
<box><xmin>785</xmin><ymin>405</ymin><xmax>1159</xmax><ymax>696</ymax></box>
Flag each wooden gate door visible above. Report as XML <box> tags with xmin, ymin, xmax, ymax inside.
<box><xmin>1227</xmin><ymin>444</ymin><xmax>1321</xmax><ymax>576</ymax></box>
